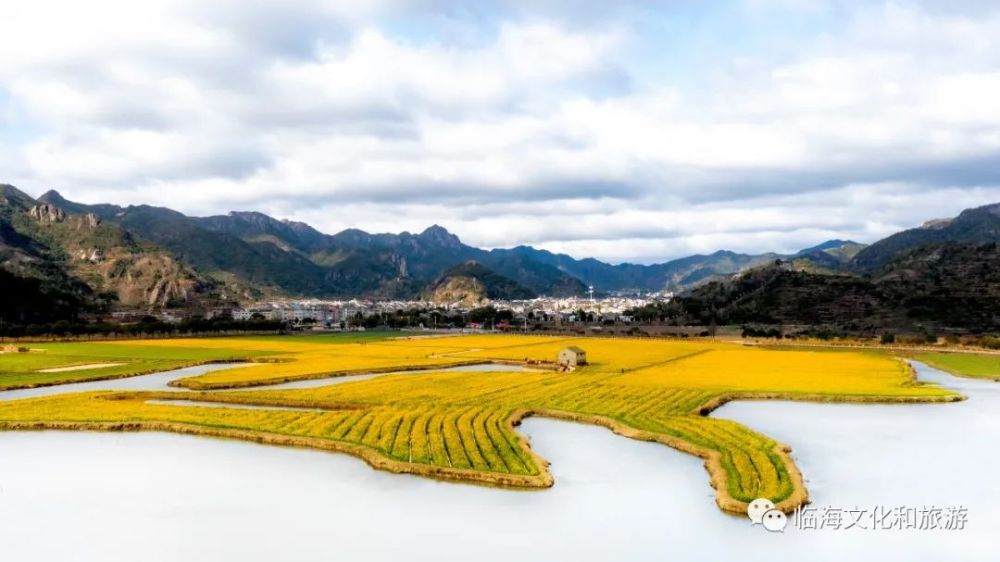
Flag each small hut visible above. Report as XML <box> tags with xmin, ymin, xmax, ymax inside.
<box><xmin>557</xmin><ymin>346</ymin><xmax>587</xmax><ymax>371</ymax></box>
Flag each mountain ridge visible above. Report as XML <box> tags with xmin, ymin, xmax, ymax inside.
<box><xmin>10</xmin><ymin>185</ymin><xmax>999</xmax><ymax>318</ymax></box>
<box><xmin>31</xmin><ymin>188</ymin><xmax>867</xmax><ymax>294</ymax></box>
<box><xmin>6</xmin><ymin>183</ymin><xmax>1000</xmax><ymax>333</ymax></box>
<box><xmin>3</xmin><ymin>186</ymin><xmax>223</xmax><ymax>314</ymax></box>
<box><xmin>34</xmin><ymin>188</ymin><xmax>867</xmax><ymax>288</ymax></box>
<box><xmin>656</xmin><ymin>240</ymin><xmax>1000</xmax><ymax>333</ymax></box>
<box><xmin>851</xmin><ymin>202</ymin><xmax>1000</xmax><ymax>271</ymax></box>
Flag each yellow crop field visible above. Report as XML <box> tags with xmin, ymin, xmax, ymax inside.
<box><xmin>452</xmin><ymin>336</ymin><xmax>720</xmax><ymax>370</ymax></box>
<box><xmin>618</xmin><ymin>347</ymin><xmax>945</xmax><ymax>394</ymax></box>
<box><xmin>170</xmin><ymin>345</ymin><xmax>477</xmax><ymax>390</ymax></box>
<box><xmin>112</xmin><ymin>335</ymin><xmax>491</xmax><ymax>389</ymax></box>
<box><xmin>0</xmin><ymin>334</ymin><xmax>961</xmax><ymax>514</ymax></box>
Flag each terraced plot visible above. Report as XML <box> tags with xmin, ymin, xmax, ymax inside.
<box><xmin>0</xmin><ymin>334</ymin><xmax>961</xmax><ymax>514</ymax></box>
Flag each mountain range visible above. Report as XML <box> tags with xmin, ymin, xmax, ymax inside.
<box><xmin>656</xmin><ymin>203</ymin><xmax>1000</xmax><ymax>334</ymax></box>
<box><xmin>3</xmin><ymin>182</ymin><xmax>999</xmax><ymax>331</ymax></box>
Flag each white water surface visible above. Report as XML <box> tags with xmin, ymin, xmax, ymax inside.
<box><xmin>0</xmin><ymin>362</ymin><xmax>996</xmax><ymax>561</ymax></box>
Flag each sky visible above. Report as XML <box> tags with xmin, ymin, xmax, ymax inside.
<box><xmin>2</xmin><ymin>0</ymin><xmax>1000</xmax><ymax>264</ymax></box>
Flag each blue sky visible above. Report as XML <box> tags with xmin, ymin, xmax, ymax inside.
<box><xmin>2</xmin><ymin>0</ymin><xmax>1000</xmax><ymax>263</ymax></box>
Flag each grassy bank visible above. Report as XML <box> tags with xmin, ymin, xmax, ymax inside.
<box><xmin>0</xmin><ymin>342</ymin><xmax>267</xmax><ymax>390</ymax></box>
<box><xmin>910</xmin><ymin>352</ymin><xmax>1000</xmax><ymax>381</ymax></box>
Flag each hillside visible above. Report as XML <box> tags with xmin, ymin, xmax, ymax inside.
<box><xmin>499</xmin><ymin>241</ymin><xmax>864</xmax><ymax>294</ymax></box>
<box><xmin>423</xmin><ymin>261</ymin><xmax>535</xmax><ymax>305</ymax></box>
<box><xmin>0</xmin><ymin>267</ymin><xmax>85</xmax><ymax>324</ymax></box>
<box><xmin>23</xmin><ymin>187</ymin><xmax>872</xmax><ymax>299</ymax></box>
<box><xmin>662</xmin><ymin>242</ymin><xmax>1000</xmax><ymax>333</ymax></box>
<box><xmin>633</xmin><ymin>204</ymin><xmax>1000</xmax><ymax>334</ymax></box>
<box><xmin>1</xmin><ymin>187</ymin><xmax>93</xmax><ymax>322</ymax></box>
<box><xmin>198</xmin><ymin>215</ymin><xmax>588</xmax><ymax>297</ymax></box>
<box><xmin>38</xmin><ymin>193</ymin><xmax>329</xmax><ymax>298</ymax></box>
<box><xmin>875</xmin><ymin>242</ymin><xmax>1000</xmax><ymax>329</ymax></box>
<box><xmin>7</xmin><ymin>184</ymin><xmax>1000</xmax><ymax>334</ymax></box>
<box><xmin>3</xmin><ymin>186</ymin><xmax>222</xmax><ymax>313</ymax></box>
<box><xmin>15</xmin><ymin>205</ymin><xmax>211</xmax><ymax>308</ymax></box>
<box><xmin>32</xmin><ymin>190</ymin><xmax>586</xmax><ymax>299</ymax></box>
<box><xmin>851</xmin><ymin>203</ymin><xmax>1000</xmax><ymax>271</ymax></box>
<box><xmin>489</xmin><ymin>246</ymin><xmax>774</xmax><ymax>293</ymax></box>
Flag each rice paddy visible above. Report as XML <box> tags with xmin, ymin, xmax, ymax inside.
<box><xmin>0</xmin><ymin>334</ymin><xmax>963</xmax><ymax>514</ymax></box>
<box><xmin>0</xmin><ymin>341</ymin><xmax>266</xmax><ymax>390</ymax></box>
<box><xmin>0</xmin><ymin>332</ymin><xmax>399</xmax><ymax>390</ymax></box>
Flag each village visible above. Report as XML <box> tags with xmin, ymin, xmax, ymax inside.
<box><xmin>211</xmin><ymin>294</ymin><xmax>669</xmax><ymax>332</ymax></box>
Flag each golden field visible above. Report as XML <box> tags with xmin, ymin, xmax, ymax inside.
<box><xmin>0</xmin><ymin>334</ymin><xmax>962</xmax><ymax>514</ymax></box>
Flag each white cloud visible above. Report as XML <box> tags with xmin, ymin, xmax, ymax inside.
<box><xmin>1</xmin><ymin>0</ymin><xmax>999</xmax><ymax>263</ymax></box>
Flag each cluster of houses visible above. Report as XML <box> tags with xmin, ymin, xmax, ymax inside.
<box><xmin>223</xmin><ymin>295</ymin><xmax>666</xmax><ymax>327</ymax></box>
<box><xmin>230</xmin><ymin>302</ymin><xmax>361</xmax><ymax>324</ymax></box>
<box><xmin>103</xmin><ymin>293</ymin><xmax>670</xmax><ymax>329</ymax></box>
<box><xmin>490</xmin><ymin>295</ymin><xmax>666</xmax><ymax>324</ymax></box>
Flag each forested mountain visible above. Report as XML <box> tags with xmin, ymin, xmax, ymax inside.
<box><xmin>5</xmin><ymin>183</ymin><xmax>1000</xmax><ymax>335</ymax></box>
<box><xmin>496</xmin><ymin>239</ymin><xmax>866</xmax><ymax>293</ymax></box>
<box><xmin>2</xmin><ymin>185</ymin><xmax>221</xmax><ymax>318</ymax></box>
<box><xmin>652</xmin><ymin>241</ymin><xmax>1000</xmax><ymax>333</ymax></box>
<box><xmin>851</xmin><ymin>203</ymin><xmax>1000</xmax><ymax>271</ymax></box>
<box><xmin>36</xmin><ymin>188</ymin><xmax>872</xmax><ymax>300</ymax></box>
<box><xmin>423</xmin><ymin>261</ymin><xmax>535</xmax><ymax>306</ymax></box>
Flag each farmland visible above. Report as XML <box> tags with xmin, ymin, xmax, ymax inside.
<box><xmin>0</xmin><ymin>332</ymin><xmax>401</xmax><ymax>390</ymax></box>
<box><xmin>0</xmin><ymin>334</ymin><xmax>962</xmax><ymax>514</ymax></box>
<box><xmin>912</xmin><ymin>352</ymin><xmax>1000</xmax><ymax>381</ymax></box>
<box><xmin>0</xmin><ymin>341</ymin><xmax>265</xmax><ymax>390</ymax></box>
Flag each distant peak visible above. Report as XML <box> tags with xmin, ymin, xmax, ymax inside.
<box><xmin>419</xmin><ymin>224</ymin><xmax>462</xmax><ymax>246</ymax></box>
<box><xmin>818</xmin><ymin>239</ymin><xmax>849</xmax><ymax>247</ymax></box>
<box><xmin>920</xmin><ymin>218</ymin><xmax>952</xmax><ymax>230</ymax></box>
<box><xmin>707</xmin><ymin>249</ymin><xmax>739</xmax><ymax>257</ymax></box>
<box><xmin>796</xmin><ymin>239</ymin><xmax>860</xmax><ymax>254</ymax></box>
<box><xmin>38</xmin><ymin>189</ymin><xmax>66</xmax><ymax>202</ymax></box>
<box><xmin>228</xmin><ymin>210</ymin><xmax>270</xmax><ymax>220</ymax></box>
<box><xmin>421</xmin><ymin>224</ymin><xmax>451</xmax><ymax>235</ymax></box>
<box><xmin>332</xmin><ymin>227</ymin><xmax>374</xmax><ymax>241</ymax></box>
